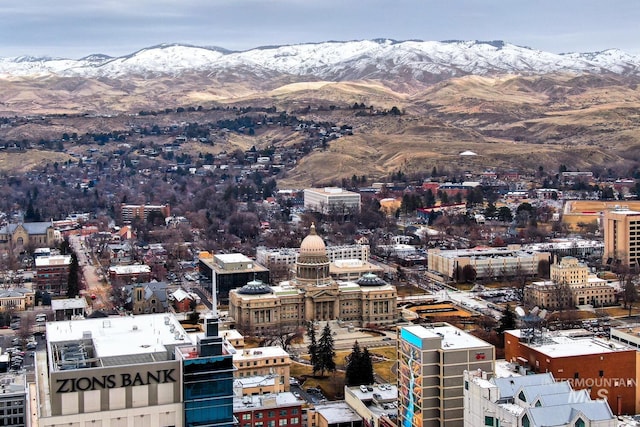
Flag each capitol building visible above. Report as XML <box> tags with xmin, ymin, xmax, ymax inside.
<box><xmin>229</xmin><ymin>224</ymin><xmax>397</xmax><ymax>334</ymax></box>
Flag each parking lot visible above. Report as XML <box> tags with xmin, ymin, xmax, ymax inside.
<box><xmin>289</xmin><ymin>383</ymin><xmax>326</xmax><ymax>404</ymax></box>
<box><xmin>0</xmin><ymin>331</ymin><xmax>44</xmax><ymax>373</ymax></box>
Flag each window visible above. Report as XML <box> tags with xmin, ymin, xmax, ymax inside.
<box><xmin>575</xmin><ymin>418</ymin><xmax>585</xmax><ymax>427</ymax></box>
<box><xmin>242</xmin><ymin>414</ymin><xmax>251</xmax><ymax>420</ymax></box>
<box><xmin>518</xmin><ymin>391</ymin><xmax>526</xmax><ymax>402</ymax></box>
<box><xmin>268</xmin><ymin>411</ymin><xmax>275</xmax><ymax>418</ymax></box>
<box><xmin>256</xmin><ymin>412</ymin><xmax>263</xmax><ymax>419</ymax></box>
<box><xmin>280</xmin><ymin>410</ymin><xmax>288</xmax><ymax>416</ymax></box>
<box><xmin>522</xmin><ymin>414</ymin><xmax>530</xmax><ymax>427</ymax></box>
<box><xmin>484</xmin><ymin>416</ymin><xmax>494</xmax><ymax>426</ymax></box>
<box><xmin>279</xmin><ymin>420</ymin><xmax>288</xmax><ymax>426</ymax></box>
<box><xmin>574</xmin><ymin>372</ymin><xmax>579</xmax><ymax>379</ymax></box>
<box><xmin>465</xmin><ymin>381</ymin><xmax>469</xmax><ymax>390</ymax></box>
<box><xmin>291</xmin><ymin>418</ymin><xmax>299</xmax><ymax>425</ymax></box>
<box><xmin>599</xmin><ymin>370</ymin><xmax>604</xmax><ymax>377</ymax></box>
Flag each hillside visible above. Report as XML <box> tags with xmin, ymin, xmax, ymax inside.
<box><xmin>2</xmin><ymin>40</ymin><xmax>640</xmax><ymax>184</ymax></box>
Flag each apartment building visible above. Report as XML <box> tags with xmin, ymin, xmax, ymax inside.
<box><xmin>120</xmin><ymin>204</ymin><xmax>171</xmax><ymax>222</ymax></box>
<box><xmin>35</xmin><ymin>254</ymin><xmax>72</xmax><ymax>295</ymax></box>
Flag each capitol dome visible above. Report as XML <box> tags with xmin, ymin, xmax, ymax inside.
<box><xmin>299</xmin><ymin>223</ymin><xmax>326</xmax><ymax>257</ymax></box>
<box><xmin>356</xmin><ymin>273</ymin><xmax>387</xmax><ymax>287</ymax></box>
<box><xmin>238</xmin><ymin>280</ymin><xmax>272</xmax><ymax>295</ymax></box>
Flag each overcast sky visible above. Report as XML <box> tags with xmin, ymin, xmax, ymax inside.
<box><xmin>1</xmin><ymin>0</ymin><xmax>639</xmax><ymax>58</ymax></box>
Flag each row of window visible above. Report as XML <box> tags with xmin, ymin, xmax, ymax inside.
<box><xmin>242</xmin><ymin>408</ymin><xmax>299</xmax><ymax>419</ymax></box>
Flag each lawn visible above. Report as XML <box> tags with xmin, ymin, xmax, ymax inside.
<box><xmin>290</xmin><ymin>345</ymin><xmax>398</xmax><ymax>399</ymax></box>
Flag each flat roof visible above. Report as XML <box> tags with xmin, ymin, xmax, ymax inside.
<box><xmin>46</xmin><ymin>314</ymin><xmax>191</xmax><ymax>368</ymax></box>
<box><xmin>508</xmin><ymin>330</ymin><xmax>630</xmax><ymax>357</ymax></box>
<box><xmin>233</xmin><ymin>347</ymin><xmax>289</xmax><ymax>361</ymax></box>
<box><xmin>430</xmin><ymin>246</ymin><xmax>544</xmax><ymax>259</ymax></box>
<box><xmin>215</xmin><ymin>253</ymin><xmax>252</xmax><ymax>263</ymax></box>
<box><xmin>607</xmin><ymin>208</ymin><xmax>640</xmax><ymax>215</ymax></box>
<box><xmin>221</xmin><ymin>329</ymin><xmax>244</xmax><ymax>340</ymax></box>
<box><xmin>314</xmin><ymin>401</ymin><xmax>362</xmax><ymax>424</ymax></box>
<box><xmin>108</xmin><ymin>264</ymin><xmax>151</xmax><ymax>274</ymax></box>
<box><xmin>305</xmin><ymin>187</ymin><xmax>359</xmax><ymax>196</ymax></box>
<box><xmin>35</xmin><ymin>255</ymin><xmax>71</xmax><ymax>267</ymax></box>
<box><xmin>402</xmin><ymin>324</ymin><xmax>492</xmax><ymax>350</ymax></box>
<box><xmin>233</xmin><ymin>392</ymin><xmax>300</xmax><ymax>411</ymax></box>
<box><xmin>51</xmin><ymin>298</ymin><xmax>88</xmax><ymax>310</ymax></box>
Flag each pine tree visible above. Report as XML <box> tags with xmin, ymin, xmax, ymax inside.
<box><xmin>317</xmin><ymin>323</ymin><xmax>336</xmax><ymax>377</ymax></box>
<box><xmin>66</xmin><ymin>252</ymin><xmax>80</xmax><ymax>298</ymax></box>
<box><xmin>307</xmin><ymin>323</ymin><xmax>320</xmax><ymax>376</ymax></box>
<box><xmin>498</xmin><ymin>304</ymin><xmax>517</xmax><ymax>334</ymax></box>
<box><xmin>345</xmin><ymin>341</ymin><xmax>362</xmax><ymax>386</ymax></box>
<box><xmin>360</xmin><ymin>348</ymin><xmax>375</xmax><ymax>385</ymax></box>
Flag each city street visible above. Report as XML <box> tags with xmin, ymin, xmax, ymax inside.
<box><xmin>69</xmin><ymin>234</ymin><xmax>113</xmax><ymax>311</ymax></box>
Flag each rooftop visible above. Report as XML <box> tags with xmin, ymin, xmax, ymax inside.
<box><xmin>314</xmin><ymin>401</ymin><xmax>363</xmax><ymax>424</ymax></box>
<box><xmin>233</xmin><ymin>347</ymin><xmax>290</xmax><ymax>361</ymax></box>
<box><xmin>430</xmin><ymin>246</ymin><xmax>542</xmax><ymax>260</ymax></box>
<box><xmin>50</xmin><ymin>298</ymin><xmax>88</xmax><ymax>311</ymax></box>
<box><xmin>35</xmin><ymin>255</ymin><xmax>71</xmax><ymax>267</ymax></box>
<box><xmin>305</xmin><ymin>187</ymin><xmax>359</xmax><ymax>196</ymax></box>
<box><xmin>508</xmin><ymin>329</ymin><xmax>630</xmax><ymax>357</ymax></box>
<box><xmin>215</xmin><ymin>253</ymin><xmax>252</xmax><ymax>264</ymax></box>
<box><xmin>402</xmin><ymin>324</ymin><xmax>492</xmax><ymax>350</ymax></box>
<box><xmin>45</xmin><ymin>313</ymin><xmax>192</xmax><ymax>371</ymax></box>
<box><xmin>233</xmin><ymin>392</ymin><xmax>300</xmax><ymax>411</ymax></box>
<box><xmin>108</xmin><ymin>264</ymin><xmax>151</xmax><ymax>274</ymax></box>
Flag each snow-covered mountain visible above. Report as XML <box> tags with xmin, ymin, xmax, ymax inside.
<box><xmin>1</xmin><ymin>40</ymin><xmax>640</xmax><ymax>81</ymax></box>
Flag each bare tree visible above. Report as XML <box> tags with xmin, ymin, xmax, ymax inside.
<box><xmin>551</xmin><ymin>280</ymin><xmax>573</xmax><ymax>312</ymax></box>
<box><xmin>262</xmin><ymin>323</ymin><xmax>304</xmax><ymax>352</ymax></box>
<box><xmin>266</xmin><ymin>260</ymin><xmax>293</xmax><ymax>284</ymax></box>
<box><xmin>513</xmin><ymin>262</ymin><xmax>528</xmax><ymax>300</ymax></box>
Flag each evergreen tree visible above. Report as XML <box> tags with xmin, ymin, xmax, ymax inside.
<box><xmin>360</xmin><ymin>348</ymin><xmax>375</xmax><ymax>385</ymax></box>
<box><xmin>307</xmin><ymin>323</ymin><xmax>320</xmax><ymax>376</ymax></box>
<box><xmin>345</xmin><ymin>341</ymin><xmax>362</xmax><ymax>386</ymax></box>
<box><xmin>498</xmin><ymin>304</ymin><xmax>517</xmax><ymax>334</ymax></box>
<box><xmin>66</xmin><ymin>252</ymin><xmax>80</xmax><ymax>298</ymax></box>
<box><xmin>317</xmin><ymin>323</ymin><xmax>336</xmax><ymax>377</ymax></box>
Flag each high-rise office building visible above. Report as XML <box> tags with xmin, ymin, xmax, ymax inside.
<box><xmin>603</xmin><ymin>207</ymin><xmax>640</xmax><ymax>270</ymax></box>
<box><xmin>37</xmin><ymin>313</ymin><xmax>235</xmax><ymax>427</ymax></box>
<box><xmin>397</xmin><ymin>323</ymin><xmax>494</xmax><ymax>427</ymax></box>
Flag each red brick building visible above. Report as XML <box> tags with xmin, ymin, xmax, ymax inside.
<box><xmin>108</xmin><ymin>264</ymin><xmax>152</xmax><ymax>286</ymax></box>
<box><xmin>234</xmin><ymin>393</ymin><xmax>302</xmax><ymax>427</ymax></box>
<box><xmin>505</xmin><ymin>329</ymin><xmax>639</xmax><ymax>415</ymax></box>
<box><xmin>35</xmin><ymin>255</ymin><xmax>72</xmax><ymax>295</ymax></box>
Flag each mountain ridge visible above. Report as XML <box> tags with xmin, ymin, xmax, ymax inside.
<box><xmin>1</xmin><ymin>39</ymin><xmax>639</xmax><ymax>81</ymax></box>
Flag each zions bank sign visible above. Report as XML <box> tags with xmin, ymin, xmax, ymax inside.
<box><xmin>55</xmin><ymin>369</ymin><xmax>176</xmax><ymax>393</ymax></box>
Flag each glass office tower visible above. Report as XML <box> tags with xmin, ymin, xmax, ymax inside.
<box><xmin>182</xmin><ymin>318</ymin><xmax>236</xmax><ymax>427</ymax></box>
